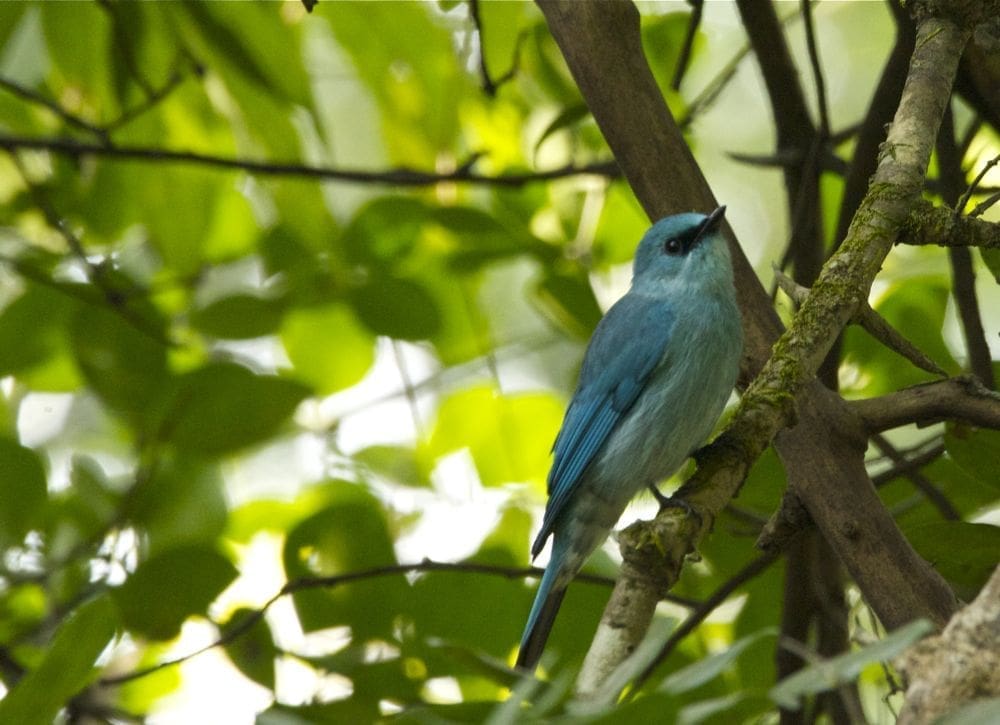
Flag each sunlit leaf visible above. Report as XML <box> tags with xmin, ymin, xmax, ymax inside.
<box><xmin>280</xmin><ymin>303</ymin><xmax>375</xmax><ymax>394</ymax></box>
<box><xmin>423</xmin><ymin>385</ymin><xmax>563</xmax><ymax>488</ymax></box>
<box><xmin>282</xmin><ymin>481</ymin><xmax>404</xmax><ymax>637</ymax></box>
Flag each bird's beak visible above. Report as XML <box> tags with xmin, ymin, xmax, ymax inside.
<box><xmin>692</xmin><ymin>205</ymin><xmax>726</xmax><ymax>248</ymax></box>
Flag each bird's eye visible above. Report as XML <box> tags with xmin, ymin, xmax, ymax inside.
<box><xmin>663</xmin><ymin>238</ymin><xmax>682</xmax><ymax>255</ymax></box>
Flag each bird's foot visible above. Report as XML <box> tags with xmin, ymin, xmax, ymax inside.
<box><xmin>648</xmin><ymin>485</ymin><xmax>702</xmax><ymax>527</ymax></box>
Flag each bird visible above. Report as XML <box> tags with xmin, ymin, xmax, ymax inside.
<box><xmin>516</xmin><ymin>206</ymin><xmax>743</xmax><ymax>671</ymax></box>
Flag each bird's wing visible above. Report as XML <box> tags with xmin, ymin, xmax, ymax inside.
<box><xmin>531</xmin><ymin>294</ymin><xmax>675</xmax><ymax>557</ymax></box>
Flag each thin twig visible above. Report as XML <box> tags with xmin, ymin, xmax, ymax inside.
<box><xmin>801</xmin><ymin>0</ymin><xmax>831</xmax><ymax>137</ymax></box>
<box><xmin>628</xmin><ymin>552</ymin><xmax>780</xmax><ymax>695</ymax></box>
<box><xmin>871</xmin><ymin>434</ymin><xmax>959</xmax><ymax>520</ymax></box>
<box><xmin>468</xmin><ymin>0</ymin><xmax>496</xmax><ymax>96</ymax></box>
<box><xmin>97</xmin><ymin>560</ymin><xmax>700</xmax><ymax>687</ymax></box>
<box><xmin>0</xmin><ymin>134</ymin><xmax>620</xmax><ymax>187</ymax></box>
<box><xmin>4</xmin><ymin>153</ymin><xmax>173</xmax><ymax>346</ymax></box>
<box><xmin>871</xmin><ymin>439</ymin><xmax>946</xmax><ymax>487</ymax></box>
<box><xmin>670</xmin><ymin>0</ymin><xmax>703</xmax><ymax>91</ymax></box>
<box><xmin>955</xmin><ymin>153</ymin><xmax>1000</xmax><ymax>214</ymax></box>
<box><xmin>0</xmin><ymin>77</ymin><xmax>109</xmax><ymax>143</ymax></box>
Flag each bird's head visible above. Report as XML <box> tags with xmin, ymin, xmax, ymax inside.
<box><xmin>631</xmin><ymin>206</ymin><xmax>733</xmax><ymax>292</ymax></box>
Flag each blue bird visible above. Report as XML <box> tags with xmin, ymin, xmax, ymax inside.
<box><xmin>516</xmin><ymin>206</ymin><xmax>742</xmax><ymax>671</ymax></box>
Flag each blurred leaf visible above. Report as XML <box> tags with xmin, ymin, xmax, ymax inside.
<box><xmin>129</xmin><ymin>455</ymin><xmax>227</xmax><ymax>553</ymax></box>
<box><xmin>641</xmin><ymin>12</ymin><xmax>703</xmax><ymax>98</ymax></box>
<box><xmin>902</xmin><ymin>521</ymin><xmax>1000</xmax><ymax>600</ymax></box>
<box><xmin>341</xmin><ymin>196</ymin><xmax>429</xmax><ymax>267</ymax></box>
<box><xmin>533</xmin><ymin>267</ymin><xmax>603</xmax><ymax>339</ymax></box>
<box><xmin>47</xmin><ymin>455</ymin><xmax>119</xmax><ymax>560</ymax></box>
<box><xmin>350</xmin><ymin>274</ymin><xmax>441</xmax><ymax>340</ymax></box>
<box><xmin>593</xmin><ymin>182</ymin><xmax>650</xmax><ymax>268</ymax></box>
<box><xmin>113</xmin><ymin>544</ymin><xmax>238</xmax><ymax>640</ymax></box>
<box><xmin>191</xmin><ymin>294</ymin><xmax>286</xmax><ymax>340</ymax></box>
<box><xmin>354</xmin><ymin>444</ymin><xmax>427</xmax><ymax>487</ymax></box>
<box><xmin>157</xmin><ymin>362</ymin><xmax>309</xmax><ymax>456</ymax></box>
<box><xmin>70</xmin><ymin>296</ymin><xmax>169</xmax><ymax>426</ymax></box>
<box><xmin>0</xmin><ymin>283</ymin><xmax>81</xmax><ymax>391</ymax></box>
<box><xmin>222</xmin><ymin>607</ymin><xmax>276</xmax><ymax>690</ymax></box>
<box><xmin>281</xmin><ymin>303</ymin><xmax>376</xmax><ymax>394</ymax></box>
<box><xmin>980</xmin><ymin>248</ymin><xmax>1000</xmax><ymax>284</ymax></box>
<box><xmin>0</xmin><ymin>594</ymin><xmax>117</xmax><ymax>725</ymax></box>
<box><xmin>534</xmin><ymin>103</ymin><xmax>589</xmax><ymax>156</ymax></box>
<box><xmin>0</xmin><ymin>438</ymin><xmax>48</xmax><ymax>546</ymax></box>
<box><xmin>661</xmin><ymin>629</ymin><xmax>777</xmax><ymax>695</ymax></box>
<box><xmin>944</xmin><ymin>425</ymin><xmax>1000</xmax><ymax>491</ymax></box>
<box><xmin>173</xmin><ymin>2</ymin><xmax>310</xmax><ymax>104</ymax></box>
<box><xmin>769</xmin><ymin>619</ymin><xmax>935</xmax><ymax>709</ymax></box>
<box><xmin>40</xmin><ymin>2</ymin><xmax>115</xmax><ymax>121</ymax></box>
<box><xmin>423</xmin><ymin>385</ymin><xmax>563</xmax><ymax>488</ymax></box>
<box><xmin>282</xmin><ymin>481</ymin><xmax>404</xmax><ymax>638</ymax></box>
<box><xmin>320</xmin><ymin>1</ymin><xmax>463</xmax><ymax>162</ymax></box>
<box><xmin>939</xmin><ymin>697</ymin><xmax>1000</xmax><ymax>725</ymax></box>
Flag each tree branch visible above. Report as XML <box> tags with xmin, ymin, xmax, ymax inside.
<box><xmin>901</xmin><ymin>198</ymin><xmax>1000</xmax><ymax>248</ymax></box>
<box><xmin>851</xmin><ymin>376</ymin><xmax>1000</xmax><ymax>432</ymax></box>
<box><xmin>97</xmin><ymin>559</ymin><xmax>687</xmax><ymax>688</ymax></box>
<box><xmin>0</xmin><ymin>133</ymin><xmax>620</xmax><ymax>187</ymax></box>
<box><xmin>896</xmin><ymin>563</ymin><xmax>1000</xmax><ymax>723</ymax></box>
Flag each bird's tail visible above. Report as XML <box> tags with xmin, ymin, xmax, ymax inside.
<box><xmin>516</xmin><ymin>559</ymin><xmax>568</xmax><ymax>671</ymax></box>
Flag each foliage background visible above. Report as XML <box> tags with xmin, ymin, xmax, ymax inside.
<box><xmin>0</xmin><ymin>1</ymin><xmax>997</xmax><ymax>723</ymax></box>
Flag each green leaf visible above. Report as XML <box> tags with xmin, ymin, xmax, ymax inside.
<box><xmin>221</xmin><ymin>607</ymin><xmax>276</xmax><ymax>690</ymax></box>
<box><xmin>0</xmin><ymin>438</ymin><xmax>48</xmax><ymax>546</ymax></box>
<box><xmin>841</xmin><ymin>278</ymin><xmax>959</xmax><ymax>397</ymax></box>
<box><xmin>980</xmin><ymin>248</ymin><xmax>1000</xmax><ymax>284</ymax></box>
<box><xmin>40</xmin><ymin>2</ymin><xmax>116</xmax><ymax>122</ymax></box>
<box><xmin>903</xmin><ymin>521</ymin><xmax>1000</xmax><ymax>600</ymax></box>
<box><xmin>350</xmin><ymin>274</ymin><xmax>441</xmax><ymax>340</ymax></box>
<box><xmin>354</xmin><ymin>444</ymin><xmax>427</xmax><ymax>487</ymax></box>
<box><xmin>533</xmin><ymin>267</ymin><xmax>604</xmax><ymax>339</ymax></box>
<box><xmin>945</xmin><ymin>425</ymin><xmax>1000</xmax><ymax>491</ymax></box>
<box><xmin>422</xmin><ymin>385</ymin><xmax>563</xmax><ymax>488</ymax></box>
<box><xmin>341</xmin><ymin>196</ymin><xmax>430</xmax><ymax>267</ymax></box>
<box><xmin>593</xmin><ymin>182</ymin><xmax>651</xmax><ymax>268</ymax></box>
<box><xmin>69</xmin><ymin>297</ymin><xmax>169</xmax><ymax>426</ymax></box>
<box><xmin>113</xmin><ymin>545</ymin><xmax>238</xmax><ymax>640</ymax></box>
<box><xmin>534</xmin><ymin>103</ymin><xmax>590</xmax><ymax>156</ymax></box>
<box><xmin>661</xmin><ymin>628</ymin><xmax>778</xmax><ymax>694</ymax></box>
<box><xmin>0</xmin><ymin>283</ymin><xmax>81</xmax><ymax>391</ymax></box>
<box><xmin>938</xmin><ymin>697</ymin><xmax>1000</xmax><ymax>725</ymax></box>
<box><xmin>769</xmin><ymin>619</ymin><xmax>935</xmax><ymax>709</ymax></box>
<box><xmin>0</xmin><ymin>594</ymin><xmax>117</xmax><ymax>725</ymax></box>
<box><xmin>282</xmin><ymin>482</ymin><xmax>404</xmax><ymax>638</ymax></box>
<box><xmin>281</xmin><ymin>303</ymin><xmax>376</xmax><ymax>395</ymax></box>
<box><xmin>319</xmin><ymin>1</ymin><xmax>464</xmax><ymax>162</ymax></box>
<box><xmin>191</xmin><ymin>294</ymin><xmax>286</xmax><ymax>340</ymax></box>
<box><xmin>157</xmin><ymin>362</ymin><xmax>309</xmax><ymax>456</ymax></box>
<box><xmin>128</xmin><ymin>455</ymin><xmax>228</xmax><ymax>553</ymax></box>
